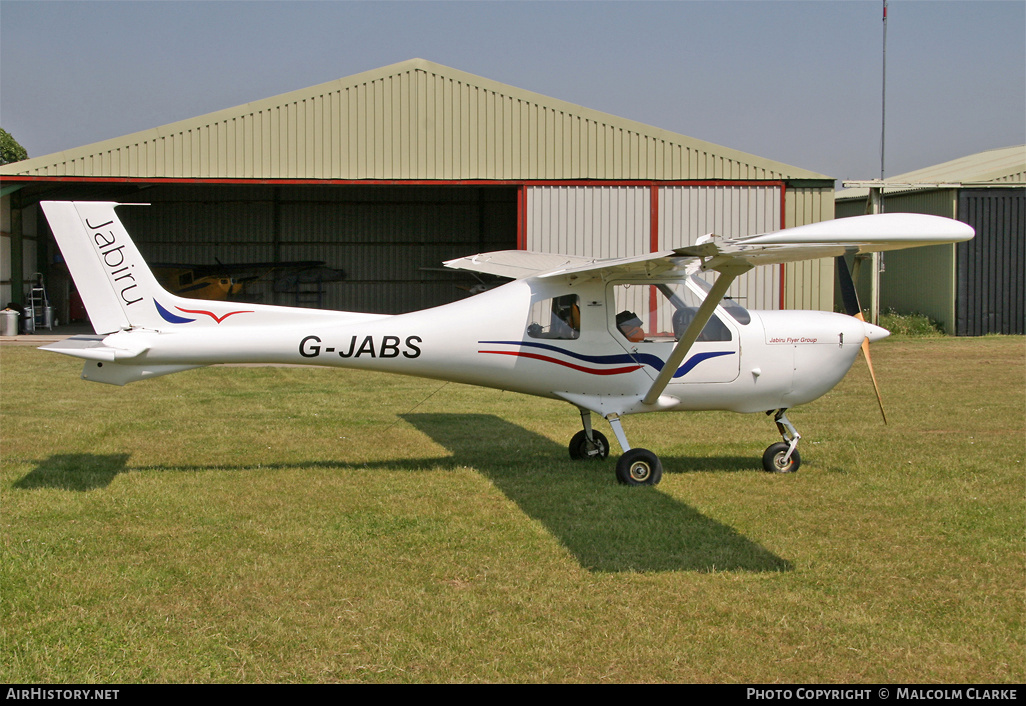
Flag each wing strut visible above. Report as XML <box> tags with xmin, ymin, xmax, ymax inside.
<box><xmin>641</xmin><ymin>264</ymin><xmax>751</xmax><ymax>406</ymax></box>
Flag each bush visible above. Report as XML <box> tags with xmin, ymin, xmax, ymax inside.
<box><xmin>878</xmin><ymin>309</ymin><xmax>946</xmax><ymax>337</ymax></box>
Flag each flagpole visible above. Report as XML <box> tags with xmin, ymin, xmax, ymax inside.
<box><xmin>871</xmin><ymin>0</ymin><xmax>888</xmax><ymax>325</ymax></box>
<box><xmin>881</xmin><ymin>0</ymin><xmax>888</xmax><ymax>184</ymax></box>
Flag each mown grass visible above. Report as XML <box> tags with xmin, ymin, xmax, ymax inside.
<box><xmin>1</xmin><ymin>337</ymin><xmax>1023</xmax><ymax>683</ymax></box>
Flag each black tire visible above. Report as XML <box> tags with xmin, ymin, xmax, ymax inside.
<box><xmin>568</xmin><ymin>430</ymin><xmax>610</xmax><ymax>460</ymax></box>
<box><xmin>615</xmin><ymin>448</ymin><xmax>663</xmax><ymax>486</ymax></box>
<box><xmin>762</xmin><ymin>442</ymin><xmax>801</xmax><ymax>473</ymax></box>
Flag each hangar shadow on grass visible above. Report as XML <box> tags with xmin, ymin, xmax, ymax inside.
<box><xmin>402</xmin><ymin>413</ymin><xmax>791</xmax><ymax>574</ymax></box>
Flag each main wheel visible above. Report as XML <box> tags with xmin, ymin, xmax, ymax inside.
<box><xmin>762</xmin><ymin>442</ymin><xmax>801</xmax><ymax>473</ymax></box>
<box><xmin>615</xmin><ymin>448</ymin><xmax>663</xmax><ymax>486</ymax></box>
<box><xmin>568</xmin><ymin>430</ymin><xmax>610</xmax><ymax>460</ymax></box>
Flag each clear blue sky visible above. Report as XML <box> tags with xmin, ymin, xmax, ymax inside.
<box><xmin>1</xmin><ymin>0</ymin><xmax>1023</xmax><ymax>182</ymax></box>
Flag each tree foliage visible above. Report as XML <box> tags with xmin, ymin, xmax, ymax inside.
<box><xmin>1</xmin><ymin>128</ymin><xmax>28</xmax><ymax>165</ymax></box>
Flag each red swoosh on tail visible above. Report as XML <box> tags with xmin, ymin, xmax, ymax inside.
<box><xmin>175</xmin><ymin>307</ymin><xmax>254</xmax><ymax>324</ymax></box>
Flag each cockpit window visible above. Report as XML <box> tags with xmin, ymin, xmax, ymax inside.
<box><xmin>610</xmin><ymin>280</ymin><xmax>742</xmax><ymax>343</ymax></box>
<box><xmin>527</xmin><ymin>294</ymin><xmax>580</xmax><ymax>340</ymax></box>
<box><xmin>687</xmin><ymin>275</ymin><xmax>751</xmax><ymax>325</ymax></box>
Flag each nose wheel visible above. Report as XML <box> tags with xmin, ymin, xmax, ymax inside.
<box><xmin>763</xmin><ymin>409</ymin><xmax>801</xmax><ymax>473</ymax></box>
<box><xmin>763</xmin><ymin>442</ymin><xmax>801</xmax><ymax>473</ymax></box>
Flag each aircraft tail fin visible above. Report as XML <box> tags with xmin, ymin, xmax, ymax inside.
<box><xmin>41</xmin><ymin>201</ymin><xmax>174</xmax><ymax>334</ymax></box>
<box><xmin>41</xmin><ymin>201</ymin><xmax>359</xmax><ymax>335</ymax></box>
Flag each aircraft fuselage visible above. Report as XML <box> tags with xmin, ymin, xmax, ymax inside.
<box><xmin>86</xmin><ymin>277</ymin><xmax>875</xmax><ymax>420</ymax></box>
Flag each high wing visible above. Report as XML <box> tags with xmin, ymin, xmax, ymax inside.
<box><xmin>674</xmin><ymin>212</ymin><xmax>975</xmax><ymax>271</ymax></box>
<box><xmin>448</xmin><ymin>214</ymin><xmax>972</xmax><ymax>281</ymax></box>
<box><xmin>450</xmin><ymin>213</ymin><xmax>975</xmax><ymax>408</ymax></box>
<box><xmin>443</xmin><ymin>251</ymin><xmax>598</xmax><ymax>280</ymax></box>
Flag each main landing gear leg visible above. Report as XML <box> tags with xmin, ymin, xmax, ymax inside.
<box><xmin>762</xmin><ymin>409</ymin><xmax>801</xmax><ymax>473</ymax></box>
<box><xmin>607</xmin><ymin>414</ymin><xmax>663</xmax><ymax>486</ymax></box>
<box><xmin>568</xmin><ymin>409</ymin><xmax>609</xmax><ymax>460</ymax></box>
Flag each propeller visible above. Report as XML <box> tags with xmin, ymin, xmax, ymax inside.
<box><xmin>836</xmin><ymin>255</ymin><xmax>888</xmax><ymax>424</ymax></box>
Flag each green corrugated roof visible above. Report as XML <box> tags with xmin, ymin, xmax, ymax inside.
<box><xmin>837</xmin><ymin>144</ymin><xmax>1026</xmax><ymax>200</ymax></box>
<box><xmin>1</xmin><ymin>58</ymin><xmax>830</xmax><ymax>182</ymax></box>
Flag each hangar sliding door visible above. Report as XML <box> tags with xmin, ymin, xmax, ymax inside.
<box><xmin>957</xmin><ymin>188</ymin><xmax>1025</xmax><ymax>335</ymax></box>
<box><xmin>658</xmin><ymin>185</ymin><xmax>782</xmax><ymax>311</ymax></box>
<box><xmin>525</xmin><ymin>186</ymin><xmax>651</xmax><ymax>260</ymax></box>
<box><xmin>525</xmin><ymin>184</ymin><xmax>782</xmax><ymax>310</ymax></box>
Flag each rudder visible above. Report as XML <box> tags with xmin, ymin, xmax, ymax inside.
<box><xmin>42</xmin><ymin>201</ymin><xmax>177</xmax><ymax>334</ymax></box>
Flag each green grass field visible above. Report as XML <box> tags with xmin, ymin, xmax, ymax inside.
<box><xmin>1</xmin><ymin>336</ymin><xmax>1023</xmax><ymax>683</ymax></box>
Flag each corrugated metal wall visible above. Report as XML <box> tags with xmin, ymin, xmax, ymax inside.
<box><xmin>782</xmin><ymin>186</ymin><xmax>834</xmax><ymax>310</ymax></box>
<box><xmin>836</xmin><ymin>188</ymin><xmax>1026</xmax><ymax>335</ymax></box>
<box><xmin>658</xmin><ymin>185</ymin><xmax>782</xmax><ymax>310</ymax></box>
<box><xmin>526</xmin><ymin>186</ymin><xmax>651</xmax><ymax>259</ymax></box>
<box><xmin>957</xmin><ymin>188</ymin><xmax>1025</xmax><ymax>335</ymax></box>
<box><xmin>526</xmin><ymin>184</ymin><xmax>786</xmax><ymax>311</ymax></box>
<box><xmin>875</xmin><ymin>190</ymin><xmax>959</xmax><ymax>332</ymax></box>
<box><xmin>2</xmin><ymin>206</ymin><xmax>38</xmax><ymax>312</ymax></box>
<box><xmin>17</xmin><ymin>83</ymin><xmax>799</xmax><ymax>180</ymax></box>
<box><xmin>836</xmin><ymin>189</ymin><xmax>957</xmax><ymax>219</ymax></box>
<box><xmin>1</xmin><ymin>197</ymin><xmax>10</xmax><ymax>304</ymax></box>
<box><xmin>880</xmin><ymin>243</ymin><xmax>958</xmax><ymax>332</ymax></box>
<box><xmin>39</xmin><ymin>181</ymin><xmax>831</xmax><ymax>321</ymax></box>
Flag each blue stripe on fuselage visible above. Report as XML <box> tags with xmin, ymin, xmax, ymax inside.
<box><xmin>478</xmin><ymin>340</ymin><xmax>733</xmax><ymax>378</ymax></box>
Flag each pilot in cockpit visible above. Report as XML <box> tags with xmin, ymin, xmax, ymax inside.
<box><xmin>615</xmin><ymin>310</ymin><xmax>645</xmax><ymax>342</ymax></box>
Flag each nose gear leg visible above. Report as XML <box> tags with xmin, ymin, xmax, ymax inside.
<box><xmin>773</xmin><ymin>409</ymin><xmax>801</xmax><ymax>463</ymax></box>
<box><xmin>763</xmin><ymin>409</ymin><xmax>802</xmax><ymax>473</ymax></box>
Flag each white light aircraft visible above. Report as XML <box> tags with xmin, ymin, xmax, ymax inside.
<box><xmin>39</xmin><ymin>201</ymin><xmax>974</xmax><ymax>485</ymax></box>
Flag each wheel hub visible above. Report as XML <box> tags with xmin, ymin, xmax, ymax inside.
<box><xmin>629</xmin><ymin>462</ymin><xmax>651</xmax><ymax>482</ymax></box>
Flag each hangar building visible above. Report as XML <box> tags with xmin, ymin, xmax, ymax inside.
<box><xmin>837</xmin><ymin>145</ymin><xmax>1025</xmax><ymax>335</ymax></box>
<box><xmin>1</xmin><ymin>59</ymin><xmax>836</xmax><ymax>330</ymax></box>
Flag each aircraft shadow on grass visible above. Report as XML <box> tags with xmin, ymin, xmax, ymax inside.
<box><xmin>18</xmin><ymin>414</ymin><xmax>790</xmax><ymax>573</ymax></box>
<box><xmin>401</xmin><ymin>413</ymin><xmax>792</xmax><ymax>574</ymax></box>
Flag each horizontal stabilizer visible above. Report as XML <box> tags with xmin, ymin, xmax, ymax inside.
<box><xmin>40</xmin><ymin>334</ymin><xmax>152</xmax><ymax>361</ymax></box>
<box><xmin>39</xmin><ymin>335</ymin><xmax>114</xmax><ymax>360</ymax></box>
<box><xmin>40</xmin><ymin>336</ymin><xmax>201</xmax><ymax>385</ymax></box>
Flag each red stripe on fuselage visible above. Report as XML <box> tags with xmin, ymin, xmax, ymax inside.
<box><xmin>479</xmin><ymin>350</ymin><xmax>642</xmax><ymax>375</ymax></box>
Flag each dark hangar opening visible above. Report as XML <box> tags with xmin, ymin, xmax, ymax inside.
<box><xmin>31</xmin><ymin>183</ymin><xmax>518</xmax><ymax>321</ymax></box>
